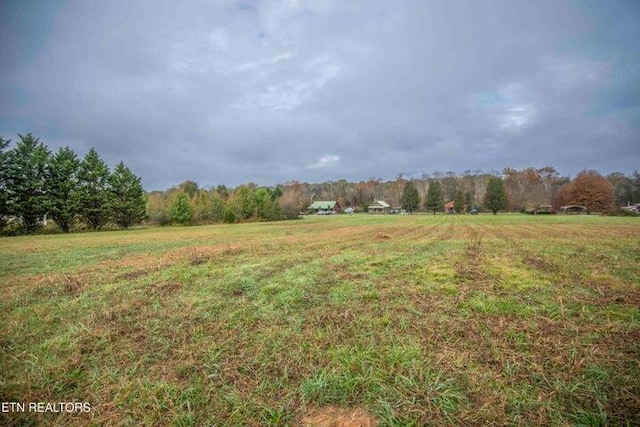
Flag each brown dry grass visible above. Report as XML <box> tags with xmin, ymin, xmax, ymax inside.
<box><xmin>301</xmin><ymin>406</ymin><xmax>378</xmax><ymax>427</ymax></box>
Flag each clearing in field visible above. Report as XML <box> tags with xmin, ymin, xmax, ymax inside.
<box><xmin>1</xmin><ymin>214</ymin><xmax>639</xmax><ymax>426</ymax></box>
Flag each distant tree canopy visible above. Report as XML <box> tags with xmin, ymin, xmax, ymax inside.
<box><xmin>150</xmin><ymin>183</ymin><xmax>283</xmax><ymax>226</ymax></box>
<box><xmin>0</xmin><ymin>134</ymin><xmax>146</xmax><ymax>234</ymax></box>
<box><xmin>133</xmin><ymin>167</ymin><xmax>640</xmax><ymax>228</ymax></box>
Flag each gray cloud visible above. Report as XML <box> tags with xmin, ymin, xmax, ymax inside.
<box><xmin>1</xmin><ymin>0</ymin><xmax>638</xmax><ymax>190</ymax></box>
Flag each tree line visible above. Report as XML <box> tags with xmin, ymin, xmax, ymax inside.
<box><xmin>146</xmin><ymin>180</ymin><xmax>284</xmax><ymax>226</ymax></box>
<box><xmin>4</xmin><ymin>133</ymin><xmax>638</xmax><ymax>234</ymax></box>
<box><xmin>145</xmin><ymin>166</ymin><xmax>639</xmax><ymax>227</ymax></box>
<box><xmin>273</xmin><ymin>167</ymin><xmax>640</xmax><ymax>216</ymax></box>
<box><xmin>0</xmin><ymin>134</ymin><xmax>146</xmax><ymax>234</ymax></box>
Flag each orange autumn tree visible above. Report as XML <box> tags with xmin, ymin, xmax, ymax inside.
<box><xmin>568</xmin><ymin>170</ymin><xmax>615</xmax><ymax>212</ymax></box>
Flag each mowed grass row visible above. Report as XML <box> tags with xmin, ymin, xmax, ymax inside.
<box><xmin>1</xmin><ymin>214</ymin><xmax>639</xmax><ymax>426</ymax></box>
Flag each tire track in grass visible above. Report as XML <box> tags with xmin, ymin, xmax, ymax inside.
<box><xmin>454</xmin><ymin>237</ymin><xmax>487</xmax><ymax>284</ymax></box>
<box><xmin>430</xmin><ymin>219</ymin><xmax>456</xmax><ymax>241</ymax></box>
<box><xmin>410</xmin><ymin>223</ymin><xmax>445</xmax><ymax>244</ymax></box>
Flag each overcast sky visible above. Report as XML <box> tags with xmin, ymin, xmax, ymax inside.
<box><xmin>1</xmin><ymin>0</ymin><xmax>639</xmax><ymax>190</ymax></box>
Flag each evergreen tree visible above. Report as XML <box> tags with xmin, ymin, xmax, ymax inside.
<box><xmin>5</xmin><ymin>134</ymin><xmax>50</xmax><ymax>233</ymax></box>
<box><xmin>484</xmin><ymin>176</ymin><xmax>508</xmax><ymax>214</ymax></box>
<box><xmin>0</xmin><ymin>137</ymin><xmax>11</xmax><ymax>230</ymax></box>
<box><xmin>170</xmin><ymin>192</ymin><xmax>193</xmax><ymax>224</ymax></box>
<box><xmin>48</xmin><ymin>146</ymin><xmax>81</xmax><ymax>232</ymax></box>
<box><xmin>464</xmin><ymin>191</ymin><xmax>473</xmax><ymax>210</ymax></box>
<box><xmin>109</xmin><ymin>161</ymin><xmax>147</xmax><ymax>228</ymax></box>
<box><xmin>453</xmin><ymin>189</ymin><xmax>465</xmax><ymax>214</ymax></box>
<box><xmin>400</xmin><ymin>180</ymin><xmax>420</xmax><ymax>212</ymax></box>
<box><xmin>425</xmin><ymin>181</ymin><xmax>444</xmax><ymax>214</ymax></box>
<box><xmin>78</xmin><ymin>148</ymin><xmax>112</xmax><ymax>229</ymax></box>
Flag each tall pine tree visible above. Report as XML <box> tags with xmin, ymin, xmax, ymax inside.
<box><xmin>400</xmin><ymin>180</ymin><xmax>421</xmax><ymax>213</ymax></box>
<box><xmin>78</xmin><ymin>148</ymin><xmax>112</xmax><ymax>230</ymax></box>
<box><xmin>0</xmin><ymin>137</ymin><xmax>11</xmax><ymax>230</ymax></box>
<box><xmin>5</xmin><ymin>134</ymin><xmax>51</xmax><ymax>233</ymax></box>
<box><xmin>484</xmin><ymin>176</ymin><xmax>508</xmax><ymax>214</ymax></box>
<box><xmin>425</xmin><ymin>180</ymin><xmax>444</xmax><ymax>214</ymax></box>
<box><xmin>48</xmin><ymin>146</ymin><xmax>81</xmax><ymax>232</ymax></box>
<box><xmin>109</xmin><ymin>161</ymin><xmax>147</xmax><ymax>228</ymax></box>
<box><xmin>453</xmin><ymin>189</ymin><xmax>466</xmax><ymax>214</ymax></box>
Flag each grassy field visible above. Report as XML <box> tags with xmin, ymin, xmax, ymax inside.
<box><xmin>1</xmin><ymin>214</ymin><xmax>639</xmax><ymax>426</ymax></box>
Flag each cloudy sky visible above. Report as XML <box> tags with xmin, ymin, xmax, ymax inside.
<box><xmin>1</xmin><ymin>0</ymin><xmax>639</xmax><ymax>190</ymax></box>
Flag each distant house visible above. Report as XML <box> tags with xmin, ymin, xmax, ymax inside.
<box><xmin>368</xmin><ymin>200</ymin><xmax>391</xmax><ymax>214</ymax></box>
<box><xmin>621</xmin><ymin>203</ymin><xmax>640</xmax><ymax>214</ymax></box>
<box><xmin>308</xmin><ymin>201</ymin><xmax>341</xmax><ymax>214</ymax></box>
<box><xmin>444</xmin><ymin>201</ymin><xmax>455</xmax><ymax>214</ymax></box>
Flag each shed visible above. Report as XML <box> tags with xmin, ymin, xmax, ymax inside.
<box><xmin>444</xmin><ymin>201</ymin><xmax>455</xmax><ymax>214</ymax></box>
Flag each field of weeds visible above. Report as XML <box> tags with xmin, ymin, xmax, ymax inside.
<box><xmin>1</xmin><ymin>214</ymin><xmax>639</xmax><ymax>426</ymax></box>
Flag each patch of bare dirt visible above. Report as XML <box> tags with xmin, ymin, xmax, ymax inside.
<box><xmin>329</xmin><ymin>266</ymin><xmax>369</xmax><ymax>281</ymax></box>
<box><xmin>522</xmin><ymin>254</ymin><xmax>558</xmax><ymax>273</ymax></box>
<box><xmin>59</xmin><ymin>274</ymin><xmax>84</xmax><ymax>294</ymax></box>
<box><xmin>116</xmin><ymin>267</ymin><xmax>160</xmax><ymax>280</ymax></box>
<box><xmin>301</xmin><ymin>406</ymin><xmax>378</xmax><ymax>427</ymax></box>
<box><xmin>148</xmin><ymin>281</ymin><xmax>182</xmax><ymax>296</ymax></box>
<box><xmin>374</xmin><ymin>232</ymin><xmax>391</xmax><ymax>240</ymax></box>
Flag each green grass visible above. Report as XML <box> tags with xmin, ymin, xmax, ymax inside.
<box><xmin>1</xmin><ymin>214</ymin><xmax>639</xmax><ymax>426</ymax></box>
